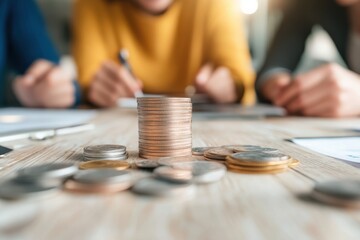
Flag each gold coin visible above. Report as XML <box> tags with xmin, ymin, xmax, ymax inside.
<box><xmin>228</xmin><ymin>167</ymin><xmax>288</xmax><ymax>174</ymax></box>
<box><xmin>79</xmin><ymin>160</ymin><xmax>130</xmax><ymax>170</ymax></box>
<box><xmin>289</xmin><ymin>159</ymin><xmax>300</xmax><ymax>167</ymax></box>
<box><xmin>226</xmin><ymin>162</ymin><xmax>288</xmax><ymax>172</ymax></box>
<box><xmin>226</xmin><ymin>156</ymin><xmax>291</xmax><ymax>167</ymax></box>
<box><xmin>204</xmin><ymin>147</ymin><xmax>233</xmax><ymax>160</ymax></box>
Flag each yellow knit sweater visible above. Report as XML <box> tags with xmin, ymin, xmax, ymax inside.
<box><xmin>73</xmin><ymin>0</ymin><xmax>255</xmax><ymax>103</ymax></box>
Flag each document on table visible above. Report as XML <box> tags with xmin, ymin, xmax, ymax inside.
<box><xmin>291</xmin><ymin>136</ymin><xmax>360</xmax><ymax>163</ymax></box>
<box><xmin>0</xmin><ymin>108</ymin><xmax>97</xmax><ymax>137</ymax></box>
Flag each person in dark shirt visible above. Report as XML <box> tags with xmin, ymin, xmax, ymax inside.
<box><xmin>0</xmin><ymin>0</ymin><xmax>80</xmax><ymax>108</ymax></box>
<box><xmin>258</xmin><ymin>0</ymin><xmax>360</xmax><ymax>117</ymax></box>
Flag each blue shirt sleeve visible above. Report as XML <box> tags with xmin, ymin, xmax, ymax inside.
<box><xmin>7</xmin><ymin>0</ymin><xmax>59</xmax><ymax>73</ymax></box>
<box><xmin>6</xmin><ymin>0</ymin><xmax>81</xmax><ymax>106</ymax></box>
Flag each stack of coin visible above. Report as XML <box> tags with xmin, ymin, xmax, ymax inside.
<box><xmin>204</xmin><ymin>148</ymin><xmax>234</xmax><ymax>163</ymax></box>
<box><xmin>226</xmin><ymin>152</ymin><xmax>296</xmax><ymax>174</ymax></box>
<box><xmin>83</xmin><ymin>144</ymin><xmax>128</xmax><ymax>161</ymax></box>
<box><xmin>311</xmin><ymin>180</ymin><xmax>360</xmax><ymax>208</ymax></box>
<box><xmin>137</xmin><ymin>97</ymin><xmax>192</xmax><ymax>159</ymax></box>
<box><xmin>64</xmin><ymin>169</ymin><xmax>132</xmax><ymax>194</ymax></box>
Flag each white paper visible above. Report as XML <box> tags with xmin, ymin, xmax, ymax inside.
<box><xmin>0</xmin><ymin>108</ymin><xmax>97</xmax><ymax>135</ymax></box>
<box><xmin>292</xmin><ymin>137</ymin><xmax>360</xmax><ymax>163</ymax></box>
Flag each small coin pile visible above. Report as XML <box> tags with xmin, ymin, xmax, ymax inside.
<box><xmin>83</xmin><ymin>144</ymin><xmax>128</xmax><ymax>161</ymax></box>
<box><xmin>311</xmin><ymin>180</ymin><xmax>360</xmax><ymax>208</ymax></box>
<box><xmin>226</xmin><ymin>152</ymin><xmax>296</xmax><ymax>174</ymax></box>
<box><xmin>194</xmin><ymin>145</ymin><xmax>299</xmax><ymax>174</ymax></box>
<box><xmin>137</xmin><ymin>97</ymin><xmax>192</xmax><ymax>159</ymax></box>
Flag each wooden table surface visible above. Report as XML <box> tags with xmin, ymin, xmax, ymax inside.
<box><xmin>1</xmin><ymin>109</ymin><xmax>360</xmax><ymax>240</ymax></box>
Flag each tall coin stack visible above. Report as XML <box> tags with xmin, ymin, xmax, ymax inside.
<box><xmin>137</xmin><ymin>97</ymin><xmax>192</xmax><ymax>159</ymax></box>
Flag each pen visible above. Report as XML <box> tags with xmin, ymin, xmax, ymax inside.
<box><xmin>118</xmin><ymin>49</ymin><xmax>144</xmax><ymax>98</ymax></box>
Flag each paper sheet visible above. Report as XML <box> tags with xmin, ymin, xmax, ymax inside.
<box><xmin>0</xmin><ymin>108</ymin><xmax>97</xmax><ymax>135</ymax></box>
<box><xmin>291</xmin><ymin>136</ymin><xmax>360</xmax><ymax>163</ymax></box>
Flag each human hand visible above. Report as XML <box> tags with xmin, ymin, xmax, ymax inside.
<box><xmin>13</xmin><ymin>60</ymin><xmax>75</xmax><ymax>108</ymax></box>
<box><xmin>88</xmin><ymin>61</ymin><xmax>143</xmax><ymax>107</ymax></box>
<box><xmin>274</xmin><ymin>63</ymin><xmax>360</xmax><ymax>117</ymax></box>
<box><xmin>260</xmin><ymin>72</ymin><xmax>292</xmax><ymax>102</ymax></box>
<box><xmin>195</xmin><ymin>64</ymin><xmax>238</xmax><ymax>103</ymax></box>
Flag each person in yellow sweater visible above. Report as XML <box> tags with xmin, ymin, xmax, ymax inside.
<box><xmin>73</xmin><ymin>0</ymin><xmax>255</xmax><ymax>107</ymax></box>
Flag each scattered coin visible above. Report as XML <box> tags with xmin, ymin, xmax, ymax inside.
<box><xmin>171</xmin><ymin>161</ymin><xmax>226</xmax><ymax>184</ymax></box>
<box><xmin>192</xmin><ymin>147</ymin><xmax>214</xmax><ymax>156</ymax></box>
<box><xmin>157</xmin><ymin>156</ymin><xmax>198</xmax><ymax>166</ymax></box>
<box><xmin>16</xmin><ymin>163</ymin><xmax>78</xmax><ymax>182</ymax></box>
<box><xmin>223</xmin><ymin>145</ymin><xmax>279</xmax><ymax>153</ymax></box>
<box><xmin>73</xmin><ymin>169</ymin><xmax>131</xmax><ymax>184</ymax></box>
<box><xmin>154</xmin><ymin>166</ymin><xmax>193</xmax><ymax>183</ymax></box>
<box><xmin>135</xmin><ymin>159</ymin><xmax>159</xmax><ymax>169</ymax></box>
<box><xmin>79</xmin><ymin>160</ymin><xmax>130</xmax><ymax>170</ymax></box>
<box><xmin>311</xmin><ymin>180</ymin><xmax>360</xmax><ymax>208</ymax></box>
<box><xmin>65</xmin><ymin>169</ymin><xmax>133</xmax><ymax>194</ymax></box>
<box><xmin>0</xmin><ymin>180</ymin><xmax>58</xmax><ymax>199</ymax></box>
<box><xmin>64</xmin><ymin>179</ymin><xmax>131</xmax><ymax>194</ymax></box>
<box><xmin>131</xmin><ymin>178</ymin><xmax>195</xmax><ymax>197</ymax></box>
<box><xmin>138</xmin><ymin>97</ymin><xmax>192</xmax><ymax>159</ymax></box>
<box><xmin>204</xmin><ymin>147</ymin><xmax>233</xmax><ymax>162</ymax></box>
<box><xmin>0</xmin><ymin>203</ymin><xmax>39</xmax><ymax>232</ymax></box>
<box><xmin>83</xmin><ymin>144</ymin><xmax>128</xmax><ymax>161</ymax></box>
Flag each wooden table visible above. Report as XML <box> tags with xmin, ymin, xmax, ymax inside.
<box><xmin>1</xmin><ymin>109</ymin><xmax>360</xmax><ymax>240</ymax></box>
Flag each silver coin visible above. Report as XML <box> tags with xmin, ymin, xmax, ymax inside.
<box><xmin>73</xmin><ymin>169</ymin><xmax>131</xmax><ymax>184</ymax></box>
<box><xmin>83</xmin><ymin>151</ymin><xmax>127</xmax><ymax>158</ymax></box>
<box><xmin>84</xmin><ymin>145</ymin><xmax>127</xmax><ymax>154</ymax></box>
<box><xmin>171</xmin><ymin>161</ymin><xmax>226</xmax><ymax>184</ymax></box>
<box><xmin>223</xmin><ymin>145</ymin><xmax>278</xmax><ymax>153</ymax></box>
<box><xmin>230</xmin><ymin>152</ymin><xmax>290</xmax><ymax>162</ymax></box>
<box><xmin>17</xmin><ymin>163</ymin><xmax>78</xmax><ymax>181</ymax></box>
<box><xmin>83</xmin><ymin>154</ymin><xmax>129</xmax><ymax>161</ymax></box>
<box><xmin>0</xmin><ymin>202</ymin><xmax>39</xmax><ymax>232</ymax></box>
<box><xmin>0</xmin><ymin>180</ymin><xmax>58</xmax><ymax>199</ymax></box>
<box><xmin>192</xmin><ymin>147</ymin><xmax>214</xmax><ymax>156</ymax></box>
<box><xmin>131</xmin><ymin>177</ymin><xmax>194</xmax><ymax>197</ymax></box>
<box><xmin>157</xmin><ymin>156</ymin><xmax>198</xmax><ymax>166</ymax></box>
<box><xmin>154</xmin><ymin>166</ymin><xmax>193</xmax><ymax>183</ymax></box>
<box><xmin>135</xmin><ymin>159</ymin><xmax>159</xmax><ymax>169</ymax></box>
<box><xmin>314</xmin><ymin>180</ymin><xmax>360</xmax><ymax>200</ymax></box>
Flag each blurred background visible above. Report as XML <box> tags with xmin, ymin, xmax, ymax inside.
<box><xmin>36</xmin><ymin>0</ymin><xmax>346</xmax><ymax>78</ymax></box>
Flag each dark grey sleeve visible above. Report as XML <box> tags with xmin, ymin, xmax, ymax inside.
<box><xmin>256</xmin><ymin>0</ymin><xmax>314</xmax><ymax>98</ymax></box>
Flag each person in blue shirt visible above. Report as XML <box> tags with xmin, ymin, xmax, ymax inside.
<box><xmin>0</xmin><ymin>0</ymin><xmax>80</xmax><ymax>108</ymax></box>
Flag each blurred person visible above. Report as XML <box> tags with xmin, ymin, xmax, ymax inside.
<box><xmin>73</xmin><ymin>0</ymin><xmax>255</xmax><ymax>107</ymax></box>
<box><xmin>258</xmin><ymin>0</ymin><xmax>360</xmax><ymax>118</ymax></box>
<box><xmin>0</xmin><ymin>0</ymin><xmax>81</xmax><ymax>108</ymax></box>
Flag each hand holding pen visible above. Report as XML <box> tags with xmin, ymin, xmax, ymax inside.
<box><xmin>88</xmin><ymin>49</ymin><xmax>144</xmax><ymax>107</ymax></box>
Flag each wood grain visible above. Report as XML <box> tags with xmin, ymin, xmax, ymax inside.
<box><xmin>1</xmin><ymin>109</ymin><xmax>360</xmax><ymax>240</ymax></box>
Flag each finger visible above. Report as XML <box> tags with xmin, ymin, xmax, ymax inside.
<box><xmin>202</xmin><ymin>67</ymin><xmax>237</xmax><ymax>103</ymax></box>
<box><xmin>302</xmin><ymin>98</ymin><xmax>333</xmax><ymax>117</ymax></box>
<box><xmin>263</xmin><ymin>75</ymin><xmax>291</xmax><ymax>102</ymax></box>
<box><xmin>89</xmin><ymin>79</ymin><xmax>118</xmax><ymax>107</ymax></box>
<box><xmin>102</xmin><ymin>61</ymin><xmax>141</xmax><ymax>97</ymax></box>
<box><xmin>33</xmin><ymin>81</ymin><xmax>75</xmax><ymax>108</ymax></box>
<box><xmin>195</xmin><ymin>63</ymin><xmax>213</xmax><ymax>92</ymax></box>
<box><xmin>275</xmin><ymin>65</ymin><xmax>329</xmax><ymax>106</ymax></box>
<box><xmin>24</xmin><ymin>60</ymin><xmax>54</xmax><ymax>85</ymax></box>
